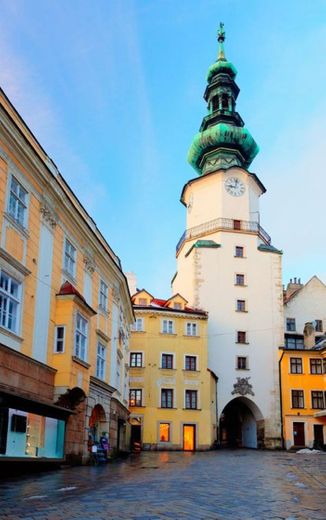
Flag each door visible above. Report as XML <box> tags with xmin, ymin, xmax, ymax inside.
<box><xmin>183</xmin><ymin>425</ymin><xmax>195</xmax><ymax>451</ymax></box>
<box><xmin>313</xmin><ymin>425</ymin><xmax>324</xmax><ymax>449</ymax></box>
<box><xmin>293</xmin><ymin>422</ymin><xmax>305</xmax><ymax>447</ymax></box>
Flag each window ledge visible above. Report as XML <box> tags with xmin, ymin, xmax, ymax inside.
<box><xmin>235</xmin><ymin>284</ymin><xmax>247</xmax><ymax>287</ymax></box>
<box><xmin>4</xmin><ymin>212</ymin><xmax>29</xmax><ymax>238</ymax></box>
<box><xmin>236</xmin><ymin>342</ymin><xmax>249</xmax><ymax>345</ymax></box>
<box><xmin>98</xmin><ymin>305</ymin><xmax>110</xmax><ymax>317</ymax></box>
<box><xmin>72</xmin><ymin>355</ymin><xmax>90</xmax><ymax>369</ymax></box>
<box><xmin>0</xmin><ymin>325</ymin><xmax>24</xmax><ymax>343</ymax></box>
<box><xmin>131</xmin><ymin>330</ymin><xmax>145</xmax><ymax>333</ymax></box>
<box><xmin>234</xmin><ymin>256</ymin><xmax>247</xmax><ymax>259</ymax></box>
<box><xmin>159</xmin><ymin>368</ymin><xmax>176</xmax><ymax>371</ymax></box>
<box><xmin>62</xmin><ymin>269</ymin><xmax>77</xmax><ymax>285</ymax></box>
<box><xmin>289</xmin><ymin>372</ymin><xmax>304</xmax><ymax>375</ymax></box>
<box><xmin>130</xmin><ymin>366</ymin><xmax>145</xmax><ymax>369</ymax></box>
<box><xmin>182</xmin><ymin>369</ymin><xmax>200</xmax><ymax>373</ymax></box>
<box><xmin>159</xmin><ymin>407</ymin><xmax>177</xmax><ymax>410</ymax></box>
<box><xmin>235</xmin><ymin>310</ymin><xmax>248</xmax><ymax>313</ymax></box>
<box><xmin>183</xmin><ymin>335</ymin><xmax>200</xmax><ymax>338</ymax></box>
<box><xmin>183</xmin><ymin>408</ymin><xmax>201</xmax><ymax>411</ymax></box>
<box><xmin>160</xmin><ymin>333</ymin><xmax>177</xmax><ymax>336</ymax></box>
<box><xmin>236</xmin><ymin>368</ymin><xmax>250</xmax><ymax>371</ymax></box>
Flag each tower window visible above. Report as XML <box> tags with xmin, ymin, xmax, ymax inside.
<box><xmin>235</xmin><ymin>246</ymin><xmax>244</xmax><ymax>258</ymax></box>
<box><xmin>236</xmin><ymin>300</ymin><xmax>246</xmax><ymax>312</ymax></box>
<box><xmin>236</xmin><ymin>357</ymin><xmax>248</xmax><ymax>370</ymax></box>
<box><xmin>235</xmin><ymin>274</ymin><xmax>245</xmax><ymax>286</ymax></box>
<box><xmin>286</xmin><ymin>318</ymin><xmax>296</xmax><ymax>332</ymax></box>
<box><xmin>237</xmin><ymin>331</ymin><xmax>247</xmax><ymax>344</ymax></box>
<box><xmin>233</xmin><ymin>220</ymin><xmax>241</xmax><ymax>230</ymax></box>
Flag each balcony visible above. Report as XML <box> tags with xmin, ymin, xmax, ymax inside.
<box><xmin>176</xmin><ymin>217</ymin><xmax>271</xmax><ymax>255</ymax></box>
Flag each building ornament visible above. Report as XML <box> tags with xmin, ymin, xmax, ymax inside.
<box><xmin>83</xmin><ymin>255</ymin><xmax>95</xmax><ymax>274</ymax></box>
<box><xmin>40</xmin><ymin>202</ymin><xmax>58</xmax><ymax>228</ymax></box>
<box><xmin>231</xmin><ymin>377</ymin><xmax>254</xmax><ymax>396</ymax></box>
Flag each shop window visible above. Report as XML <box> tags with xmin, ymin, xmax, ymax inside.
<box><xmin>159</xmin><ymin>423</ymin><xmax>170</xmax><ymax>442</ymax></box>
<box><xmin>0</xmin><ymin>271</ymin><xmax>21</xmax><ymax>333</ymax></box>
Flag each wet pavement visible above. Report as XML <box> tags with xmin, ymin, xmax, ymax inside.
<box><xmin>0</xmin><ymin>450</ymin><xmax>325</xmax><ymax>519</ymax></box>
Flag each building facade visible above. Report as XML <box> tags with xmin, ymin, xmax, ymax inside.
<box><xmin>280</xmin><ymin>276</ymin><xmax>326</xmax><ymax>449</ymax></box>
<box><xmin>129</xmin><ymin>290</ymin><xmax>217</xmax><ymax>451</ymax></box>
<box><xmin>172</xmin><ymin>25</ymin><xmax>283</xmax><ymax>448</ymax></box>
<box><xmin>0</xmin><ymin>87</ymin><xmax>133</xmax><ymax>463</ymax></box>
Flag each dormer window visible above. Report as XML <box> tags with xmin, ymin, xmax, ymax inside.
<box><xmin>173</xmin><ymin>302</ymin><xmax>182</xmax><ymax>310</ymax></box>
<box><xmin>139</xmin><ymin>298</ymin><xmax>147</xmax><ymax>306</ymax></box>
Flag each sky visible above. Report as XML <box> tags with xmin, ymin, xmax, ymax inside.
<box><xmin>0</xmin><ymin>0</ymin><xmax>325</xmax><ymax>297</ymax></box>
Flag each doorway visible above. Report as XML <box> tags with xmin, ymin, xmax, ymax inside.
<box><xmin>220</xmin><ymin>397</ymin><xmax>264</xmax><ymax>449</ymax></box>
<box><xmin>183</xmin><ymin>424</ymin><xmax>196</xmax><ymax>451</ymax></box>
<box><xmin>313</xmin><ymin>424</ymin><xmax>324</xmax><ymax>449</ymax></box>
<box><xmin>293</xmin><ymin>422</ymin><xmax>305</xmax><ymax>447</ymax></box>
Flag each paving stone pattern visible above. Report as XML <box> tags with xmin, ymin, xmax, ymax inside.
<box><xmin>0</xmin><ymin>450</ymin><xmax>325</xmax><ymax>519</ymax></box>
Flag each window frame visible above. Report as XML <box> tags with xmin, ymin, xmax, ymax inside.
<box><xmin>237</xmin><ymin>331</ymin><xmax>247</xmax><ymax>344</ymax></box>
<box><xmin>185</xmin><ymin>355</ymin><xmax>197</xmax><ymax>371</ymax></box>
<box><xmin>290</xmin><ymin>357</ymin><xmax>303</xmax><ymax>374</ymax></box>
<box><xmin>235</xmin><ymin>273</ymin><xmax>245</xmax><ymax>286</ymax></box>
<box><xmin>8</xmin><ymin>175</ymin><xmax>28</xmax><ymax>228</ymax></box>
<box><xmin>0</xmin><ymin>270</ymin><xmax>21</xmax><ymax>334</ymax></box>
<box><xmin>162</xmin><ymin>319</ymin><xmax>174</xmax><ymax>334</ymax></box>
<box><xmin>235</xmin><ymin>246</ymin><xmax>244</xmax><ymax>258</ymax></box>
<box><xmin>315</xmin><ymin>320</ymin><xmax>323</xmax><ymax>333</ymax></box>
<box><xmin>74</xmin><ymin>312</ymin><xmax>88</xmax><ymax>362</ymax></box>
<box><xmin>129</xmin><ymin>389</ymin><xmax>142</xmax><ymax>407</ymax></box>
<box><xmin>286</xmin><ymin>318</ymin><xmax>296</xmax><ymax>332</ymax></box>
<box><xmin>130</xmin><ymin>352</ymin><xmax>143</xmax><ymax>368</ymax></box>
<box><xmin>311</xmin><ymin>391</ymin><xmax>324</xmax><ymax>409</ymax></box>
<box><xmin>131</xmin><ymin>317</ymin><xmax>144</xmax><ymax>332</ymax></box>
<box><xmin>185</xmin><ymin>389</ymin><xmax>198</xmax><ymax>410</ymax></box>
<box><xmin>291</xmin><ymin>389</ymin><xmax>304</xmax><ymax>409</ymax></box>
<box><xmin>54</xmin><ymin>325</ymin><xmax>65</xmax><ymax>353</ymax></box>
<box><xmin>186</xmin><ymin>322</ymin><xmax>198</xmax><ymax>337</ymax></box>
<box><xmin>236</xmin><ymin>356</ymin><xmax>248</xmax><ymax>370</ymax></box>
<box><xmin>63</xmin><ymin>238</ymin><xmax>77</xmax><ymax>279</ymax></box>
<box><xmin>236</xmin><ymin>299</ymin><xmax>246</xmax><ymax>312</ymax></box>
<box><xmin>96</xmin><ymin>342</ymin><xmax>106</xmax><ymax>380</ymax></box>
<box><xmin>161</xmin><ymin>388</ymin><xmax>174</xmax><ymax>409</ymax></box>
<box><xmin>99</xmin><ymin>280</ymin><xmax>108</xmax><ymax>312</ymax></box>
<box><xmin>310</xmin><ymin>358</ymin><xmax>322</xmax><ymax>374</ymax></box>
<box><xmin>159</xmin><ymin>422</ymin><xmax>171</xmax><ymax>443</ymax></box>
<box><xmin>161</xmin><ymin>353</ymin><xmax>174</xmax><ymax>369</ymax></box>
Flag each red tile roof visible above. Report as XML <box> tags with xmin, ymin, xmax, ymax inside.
<box><xmin>132</xmin><ymin>294</ymin><xmax>207</xmax><ymax>316</ymax></box>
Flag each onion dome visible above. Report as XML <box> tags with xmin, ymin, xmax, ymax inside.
<box><xmin>188</xmin><ymin>23</ymin><xmax>259</xmax><ymax>175</ymax></box>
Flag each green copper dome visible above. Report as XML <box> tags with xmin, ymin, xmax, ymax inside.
<box><xmin>187</xmin><ymin>23</ymin><xmax>259</xmax><ymax>175</ymax></box>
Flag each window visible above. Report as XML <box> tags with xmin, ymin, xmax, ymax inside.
<box><xmin>291</xmin><ymin>390</ymin><xmax>304</xmax><ymax>409</ymax></box>
<box><xmin>131</xmin><ymin>318</ymin><xmax>144</xmax><ymax>332</ymax></box>
<box><xmin>74</xmin><ymin>313</ymin><xmax>88</xmax><ymax>361</ymax></box>
<box><xmin>138</xmin><ymin>298</ymin><xmax>147</xmax><ymax>305</ymax></box>
<box><xmin>235</xmin><ymin>274</ymin><xmax>245</xmax><ymax>286</ymax></box>
<box><xmin>186</xmin><ymin>322</ymin><xmax>198</xmax><ymax>336</ymax></box>
<box><xmin>290</xmin><ymin>358</ymin><xmax>302</xmax><ymax>374</ymax></box>
<box><xmin>161</xmin><ymin>389</ymin><xmax>173</xmax><ymax>408</ymax></box>
<box><xmin>173</xmin><ymin>302</ymin><xmax>182</xmax><ymax>310</ymax></box>
<box><xmin>285</xmin><ymin>336</ymin><xmax>304</xmax><ymax>349</ymax></box>
<box><xmin>159</xmin><ymin>423</ymin><xmax>170</xmax><ymax>442</ymax></box>
<box><xmin>235</xmin><ymin>246</ymin><xmax>244</xmax><ymax>258</ymax></box>
<box><xmin>185</xmin><ymin>356</ymin><xmax>197</xmax><ymax>371</ymax></box>
<box><xmin>310</xmin><ymin>359</ymin><xmax>322</xmax><ymax>374</ymax></box>
<box><xmin>64</xmin><ymin>239</ymin><xmax>76</xmax><ymax>278</ymax></box>
<box><xmin>233</xmin><ymin>219</ymin><xmax>241</xmax><ymax>230</ymax></box>
<box><xmin>236</xmin><ymin>299</ymin><xmax>246</xmax><ymax>312</ymax></box>
<box><xmin>237</xmin><ymin>331</ymin><xmax>247</xmax><ymax>344</ymax></box>
<box><xmin>0</xmin><ymin>271</ymin><xmax>21</xmax><ymax>333</ymax></box>
<box><xmin>237</xmin><ymin>356</ymin><xmax>247</xmax><ymax>370</ymax></box>
<box><xmin>315</xmin><ymin>320</ymin><xmax>323</xmax><ymax>332</ymax></box>
<box><xmin>54</xmin><ymin>326</ymin><xmax>65</xmax><ymax>353</ymax></box>
<box><xmin>185</xmin><ymin>390</ymin><xmax>198</xmax><ymax>409</ymax></box>
<box><xmin>8</xmin><ymin>176</ymin><xmax>27</xmax><ymax>227</ymax></box>
<box><xmin>311</xmin><ymin>391</ymin><xmax>324</xmax><ymax>409</ymax></box>
<box><xmin>130</xmin><ymin>352</ymin><xmax>143</xmax><ymax>367</ymax></box>
<box><xmin>96</xmin><ymin>343</ymin><xmax>106</xmax><ymax>380</ymax></box>
<box><xmin>162</xmin><ymin>354</ymin><xmax>174</xmax><ymax>369</ymax></box>
<box><xmin>286</xmin><ymin>318</ymin><xmax>296</xmax><ymax>332</ymax></box>
<box><xmin>129</xmin><ymin>389</ymin><xmax>142</xmax><ymax>407</ymax></box>
<box><xmin>162</xmin><ymin>319</ymin><xmax>174</xmax><ymax>334</ymax></box>
<box><xmin>99</xmin><ymin>280</ymin><xmax>108</xmax><ymax>311</ymax></box>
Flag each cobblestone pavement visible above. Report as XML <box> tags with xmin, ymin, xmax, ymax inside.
<box><xmin>0</xmin><ymin>450</ymin><xmax>325</xmax><ymax>520</ymax></box>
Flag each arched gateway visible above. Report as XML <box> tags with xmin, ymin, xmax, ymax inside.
<box><xmin>220</xmin><ymin>397</ymin><xmax>265</xmax><ymax>449</ymax></box>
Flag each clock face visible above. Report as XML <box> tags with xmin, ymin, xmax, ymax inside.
<box><xmin>225</xmin><ymin>177</ymin><xmax>245</xmax><ymax>197</ymax></box>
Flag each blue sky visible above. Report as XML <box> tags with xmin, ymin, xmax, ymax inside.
<box><xmin>0</xmin><ymin>0</ymin><xmax>325</xmax><ymax>297</ymax></box>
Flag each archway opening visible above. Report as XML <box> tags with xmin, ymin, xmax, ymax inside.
<box><xmin>89</xmin><ymin>404</ymin><xmax>107</xmax><ymax>443</ymax></box>
<box><xmin>220</xmin><ymin>397</ymin><xmax>264</xmax><ymax>449</ymax></box>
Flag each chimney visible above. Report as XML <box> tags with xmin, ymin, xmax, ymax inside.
<box><xmin>125</xmin><ymin>272</ymin><xmax>137</xmax><ymax>297</ymax></box>
<box><xmin>285</xmin><ymin>277</ymin><xmax>303</xmax><ymax>300</ymax></box>
<box><xmin>303</xmin><ymin>322</ymin><xmax>315</xmax><ymax>349</ymax></box>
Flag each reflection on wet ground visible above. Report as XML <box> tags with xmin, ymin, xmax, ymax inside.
<box><xmin>0</xmin><ymin>450</ymin><xmax>325</xmax><ymax>519</ymax></box>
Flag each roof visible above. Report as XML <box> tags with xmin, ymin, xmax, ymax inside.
<box><xmin>132</xmin><ymin>292</ymin><xmax>207</xmax><ymax>317</ymax></box>
<box><xmin>284</xmin><ymin>275</ymin><xmax>326</xmax><ymax>304</ymax></box>
<box><xmin>57</xmin><ymin>281</ymin><xmax>97</xmax><ymax>315</ymax></box>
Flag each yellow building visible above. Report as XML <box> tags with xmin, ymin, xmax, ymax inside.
<box><xmin>129</xmin><ymin>289</ymin><xmax>217</xmax><ymax>451</ymax></box>
<box><xmin>279</xmin><ymin>341</ymin><xmax>325</xmax><ymax>450</ymax></box>
<box><xmin>0</xmin><ymin>87</ymin><xmax>133</xmax><ymax>464</ymax></box>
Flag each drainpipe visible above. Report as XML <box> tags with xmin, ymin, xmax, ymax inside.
<box><xmin>278</xmin><ymin>350</ymin><xmax>285</xmax><ymax>450</ymax></box>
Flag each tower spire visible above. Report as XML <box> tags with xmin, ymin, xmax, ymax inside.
<box><xmin>217</xmin><ymin>22</ymin><xmax>226</xmax><ymax>61</ymax></box>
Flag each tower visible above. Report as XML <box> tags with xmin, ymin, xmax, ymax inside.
<box><xmin>173</xmin><ymin>24</ymin><xmax>283</xmax><ymax>448</ymax></box>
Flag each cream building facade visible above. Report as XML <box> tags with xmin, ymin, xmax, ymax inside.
<box><xmin>172</xmin><ymin>26</ymin><xmax>283</xmax><ymax>448</ymax></box>
<box><xmin>129</xmin><ymin>290</ymin><xmax>217</xmax><ymax>451</ymax></box>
